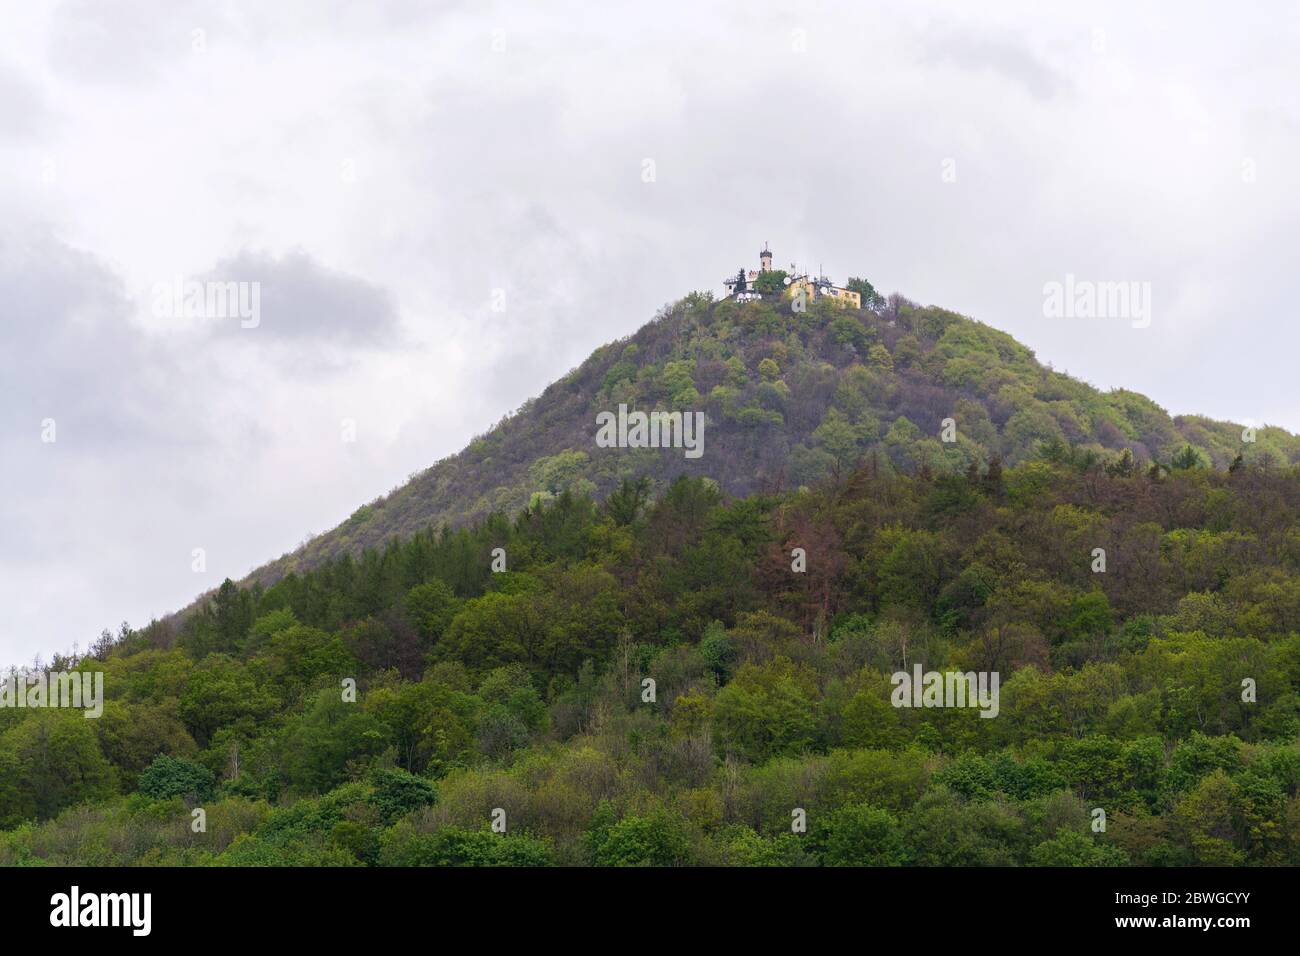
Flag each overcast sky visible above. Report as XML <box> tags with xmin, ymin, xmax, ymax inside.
<box><xmin>2</xmin><ymin>0</ymin><xmax>1299</xmax><ymax>665</ymax></box>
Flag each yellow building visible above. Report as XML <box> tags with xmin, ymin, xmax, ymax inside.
<box><xmin>724</xmin><ymin>244</ymin><xmax>862</xmax><ymax>308</ymax></box>
<box><xmin>786</xmin><ymin>276</ymin><xmax>861</xmax><ymax>309</ymax></box>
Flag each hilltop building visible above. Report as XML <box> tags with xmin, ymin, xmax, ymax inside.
<box><xmin>722</xmin><ymin>243</ymin><xmax>778</xmax><ymax>302</ymax></box>
<box><xmin>722</xmin><ymin>243</ymin><xmax>861</xmax><ymax>308</ymax></box>
<box><xmin>787</xmin><ymin>274</ymin><xmax>861</xmax><ymax>309</ymax></box>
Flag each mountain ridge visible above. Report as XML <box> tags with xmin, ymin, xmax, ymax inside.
<box><xmin>16</xmin><ymin>287</ymin><xmax>1300</xmax><ymax>870</ymax></box>
<box><xmin>223</xmin><ymin>288</ymin><xmax>1298</xmax><ymax>596</ymax></box>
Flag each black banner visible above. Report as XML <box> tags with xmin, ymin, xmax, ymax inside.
<box><xmin>3</xmin><ymin>866</ymin><xmax>1282</xmax><ymax>941</ymax></box>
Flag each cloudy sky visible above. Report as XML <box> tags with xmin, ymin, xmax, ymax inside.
<box><xmin>2</xmin><ymin>0</ymin><xmax>1299</xmax><ymax>665</ymax></box>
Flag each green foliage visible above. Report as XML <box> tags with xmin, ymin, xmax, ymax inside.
<box><xmin>276</xmin><ymin>692</ymin><xmax>390</xmax><ymax>794</ymax></box>
<box><xmin>404</xmin><ymin>580</ymin><xmax>459</xmax><ymax>638</ymax></box>
<box><xmin>753</xmin><ymin>269</ymin><xmax>788</xmax><ymax>295</ymax></box>
<box><xmin>1171</xmin><ymin>444</ymin><xmax>1205</xmax><ymax>470</ymax></box>
<box><xmin>699</xmin><ymin>620</ymin><xmax>736</xmax><ymax>682</ymax></box>
<box><xmin>587</xmin><ymin>806</ymin><xmax>692</xmax><ymax>866</ymax></box>
<box><xmin>811</xmin><ymin>803</ymin><xmax>909</xmax><ymax>865</ymax></box>
<box><xmin>0</xmin><ymin>713</ymin><xmax>118</xmax><ymax>827</ymax></box>
<box><xmin>137</xmin><ymin>754</ymin><xmax>216</xmax><ymax>802</ymax></box>
<box><xmin>830</xmin><ymin>315</ymin><xmax>872</xmax><ymax>354</ymax></box>
<box><xmin>845</xmin><ymin>276</ymin><xmax>884</xmax><ymax>309</ymax></box>
<box><xmin>236</xmin><ymin>292</ymin><xmax>1297</xmax><ymax>589</ymax></box>
<box><xmin>9</xmin><ymin>358</ymin><xmax>1300</xmax><ymax>866</ymax></box>
<box><xmin>813</xmin><ymin>407</ymin><xmax>863</xmax><ymax>470</ymax></box>
<box><xmin>367</xmin><ymin>768</ymin><xmax>437</xmax><ymax>825</ymax></box>
<box><xmin>713</xmin><ymin>658</ymin><xmax>818</xmax><ymax>761</ymax></box>
<box><xmin>379</xmin><ymin>825</ymin><xmax>552</xmax><ymax>866</ymax></box>
<box><xmin>1029</xmin><ymin>829</ymin><xmax>1129</xmax><ymax>866</ymax></box>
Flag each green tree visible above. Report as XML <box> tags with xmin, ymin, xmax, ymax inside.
<box><xmin>753</xmin><ymin>269</ymin><xmax>788</xmax><ymax>295</ymax></box>
<box><xmin>812</xmin><ymin>803</ymin><xmax>909</xmax><ymax>866</ymax></box>
<box><xmin>813</xmin><ymin>407</ymin><xmax>862</xmax><ymax>470</ymax></box>
<box><xmin>137</xmin><ymin>754</ymin><xmax>216</xmax><ymax>802</ymax></box>
<box><xmin>867</xmin><ymin>343</ymin><xmax>893</xmax><ymax>370</ymax></box>
<box><xmin>1171</xmin><ymin>444</ymin><xmax>1204</xmax><ymax>470</ymax></box>
<box><xmin>0</xmin><ymin>713</ymin><xmax>118</xmax><ymax>824</ymax></box>
<box><xmin>713</xmin><ymin>658</ymin><xmax>819</xmax><ymax>761</ymax></box>
<box><xmin>1029</xmin><ymin>829</ymin><xmax>1129</xmax><ymax>866</ymax></box>
<box><xmin>367</xmin><ymin>767</ymin><xmax>437</xmax><ymax>824</ymax></box>
<box><xmin>846</xmin><ymin>276</ymin><xmax>884</xmax><ymax>309</ymax></box>
<box><xmin>589</xmin><ymin>807</ymin><xmax>692</xmax><ymax>866</ymax></box>
<box><xmin>277</xmin><ymin>691</ymin><xmax>390</xmax><ymax>793</ymax></box>
<box><xmin>404</xmin><ymin>580</ymin><xmax>460</xmax><ymax>639</ymax></box>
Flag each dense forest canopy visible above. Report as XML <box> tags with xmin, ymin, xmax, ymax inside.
<box><xmin>239</xmin><ymin>292</ymin><xmax>1300</xmax><ymax>590</ymax></box>
<box><xmin>6</xmin><ymin>446</ymin><xmax>1300</xmax><ymax>866</ymax></box>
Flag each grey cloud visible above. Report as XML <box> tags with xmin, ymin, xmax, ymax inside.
<box><xmin>46</xmin><ymin>0</ymin><xmax>462</xmax><ymax>86</ymax></box>
<box><xmin>201</xmin><ymin>249</ymin><xmax>403</xmax><ymax>347</ymax></box>
<box><xmin>47</xmin><ymin>0</ymin><xmax>225</xmax><ymax>85</ymax></box>
<box><xmin>916</xmin><ymin>23</ymin><xmax>1071</xmax><ymax>100</ymax></box>
<box><xmin>0</xmin><ymin>230</ymin><xmax>183</xmax><ymax>452</ymax></box>
<box><xmin>0</xmin><ymin>229</ymin><xmax>411</xmax><ymax>662</ymax></box>
<box><xmin>0</xmin><ymin>63</ymin><xmax>48</xmax><ymax>141</ymax></box>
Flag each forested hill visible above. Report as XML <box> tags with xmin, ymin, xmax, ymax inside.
<box><xmin>10</xmin><ymin>285</ymin><xmax>1300</xmax><ymax>863</ymax></box>
<box><xmin>10</xmin><ymin>457</ymin><xmax>1300</xmax><ymax>865</ymax></box>
<box><xmin>244</xmin><ymin>290</ymin><xmax>1298</xmax><ymax>588</ymax></box>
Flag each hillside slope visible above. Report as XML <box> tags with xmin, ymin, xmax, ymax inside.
<box><xmin>13</xmin><ymin>292</ymin><xmax>1300</xmax><ymax>867</ymax></box>
<box><xmin>246</xmin><ymin>291</ymin><xmax>1299</xmax><ymax>586</ymax></box>
<box><xmin>13</xmin><ymin>435</ymin><xmax>1300</xmax><ymax>866</ymax></box>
